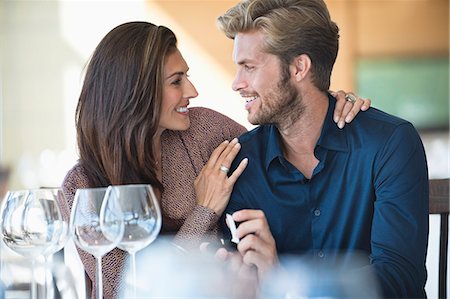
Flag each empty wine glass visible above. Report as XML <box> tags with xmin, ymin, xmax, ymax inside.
<box><xmin>0</xmin><ymin>190</ymin><xmax>31</xmax><ymax>295</ymax></box>
<box><xmin>104</xmin><ymin>184</ymin><xmax>162</xmax><ymax>297</ymax></box>
<box><xmin>1</xmin><ymin>190</ymin><xmax>40</xmax><ymax>299</ymax></box>
<box><xmin>70</xmin><ymin>188</ymin><xmax>124</xmax><ymax>299</ymax></box>
<box><xmin>1</xmin><ymin>189</ymin><xmax>65</xmax><ymax>299</ymax></box>
<box><xmin>23</xmin><ymin>188</ymin><xmax>69</xmax><ymax>299</ymax></box>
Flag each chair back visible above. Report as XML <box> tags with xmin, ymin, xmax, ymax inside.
<box><xmin>429</xmin><ymin>178</ymin><xmax>449</xmax><ymax>299</ymax></box>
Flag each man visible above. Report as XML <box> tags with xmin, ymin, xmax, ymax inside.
<box><xmin>217</xmin><ymin>0</ymin><xmax>429</xmax><ymax>298</ymax></box>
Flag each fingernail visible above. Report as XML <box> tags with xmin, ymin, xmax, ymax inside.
<box><xmin>362</xmin><ymin>105</ymin><xmax>367</xmax><ymax>110</ymax></box>
<box><xmin>345</xmin><ymin>115</ymin><xmax>351</xmax><ymax>123</ymax></box>
<box><xmin>243</xmin><ymin>158</ymin><xmax>248</xmax><ymax>163</ymax></box>
<box><xmin>334</xmin><ymin>115</ymin><xmax>339</xmax><ymax>123</ymax></box>
<box><xmin>338</xmin><ymin>121</ymin><xmax>344</xmax><ymax>129</ymax></box>
<box><xmin>231</xmin><ymin>137</ymin><xmax>238</xmax><ymax>144</ymax></box>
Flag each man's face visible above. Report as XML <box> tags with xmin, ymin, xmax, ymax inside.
<box><xmin>232</xmin><ymin>30</ymin><xmax>300</xmax><ymax>126</ymax></box>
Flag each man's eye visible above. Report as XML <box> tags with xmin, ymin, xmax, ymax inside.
<box><xmin>244</xmin><ymin>65</ymin><xmax>254</xmax><ymax>71</ymax></box>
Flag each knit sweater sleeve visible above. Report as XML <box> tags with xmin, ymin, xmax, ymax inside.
<box><xmin>172</xmin><ymin>107</ymin><xmax>247</xmax><ymax>249</ymax></box>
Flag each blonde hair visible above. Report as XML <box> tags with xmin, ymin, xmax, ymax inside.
<box><xmin>218</xmin><ymin>0</ymin><xmax>339</xmax><ymax>91</ymax></box>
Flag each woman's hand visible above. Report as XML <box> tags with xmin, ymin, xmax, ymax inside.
<box><xmin>331</xmin><ymin>90</ymin><xmax>371</xmax><ymax>129</ymax></box>
<box><xmin>194</xmin><ymin>138</ymin><xmax>248</xmax><ymax>215</ymax></box>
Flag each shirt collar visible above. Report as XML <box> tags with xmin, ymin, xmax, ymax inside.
<box><xmin>317</xmin><ymin>94</ymin><xmax>349</xmax><ymax>152</ymax></box>
<box><xmin>264</xmin><ymin>93</ymin><xmax>349</xmax><ymax>169</ymax></box>
<box><xmin>264</xmin><ymin>125</ymin><xmax>284</xmax><ymax>170</ymax></box>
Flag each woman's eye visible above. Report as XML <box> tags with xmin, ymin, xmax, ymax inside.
<box><xmin>172</xmin><ymin>79</ymin><xmax>182</xmax><ymax>86</ymax></box>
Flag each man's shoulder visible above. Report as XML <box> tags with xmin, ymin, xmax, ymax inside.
<box><xmin>235</xmin><ymin>125</ymin><xmax>274</xmax><ymax>155</ymax></box>
<box><xmin>238</xmin><ymin>125</ymin><xmax>271</xmax><ymax>143</ymax></box>
<box><xmin>351</xmin><ymin>107</ymin><xmax>417</xmax><ymax>138</ymax></box>
<box><xmin>344</xmin><ymin>107</ymin><xmax>423</xmax><ymax>155</ymax></box>
<box><xmin>360</xmin><ymin>107</ymin><xmax>409</xmax><ymax>126</ymax></box>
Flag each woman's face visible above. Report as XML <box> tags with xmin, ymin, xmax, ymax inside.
<box><xmin>158</xmin><ymin>48</ymin><xmax>198</xmax><ymax>132</ymax></box>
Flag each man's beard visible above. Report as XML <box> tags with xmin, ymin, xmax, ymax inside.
<box><xmin>250</xmin><ymin>70</ymin><xmax>305</xmax><ymax>130</ymax></box>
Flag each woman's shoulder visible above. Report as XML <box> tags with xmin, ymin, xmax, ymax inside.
<box><xmin>60</xmin><ymin>163</ymin><xmax>91</xmax><ymax>217</ymax></box>
<box><xmin>188</xmin><ymin>107</ymin><xmax>246</xmax><ymax>135</ymax></box>
<box><xmin>163</xmin><ymin>107</ymin><xmax>246</xmax><ymax>167</ymax></box>
<box><xmin>62</xmin><ymin>162</ymin><xmax>90</xmax><ymax>190</ymax></box>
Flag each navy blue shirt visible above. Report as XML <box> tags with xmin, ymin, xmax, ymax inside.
<box><xmin>224</xmin><ymin>95</ymin><xmax>429</xmax><ymax>298</ymax></box>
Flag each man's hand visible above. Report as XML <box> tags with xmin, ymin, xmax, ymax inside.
<box><xmin>232</xmin><ymin>209</ymin><xmax>278</xmax><ymax>279</ymax></box>
<box><xmin>200</xmin><ymin>242</ymin><xmax>259</xmax><ymax>298</ymax></box>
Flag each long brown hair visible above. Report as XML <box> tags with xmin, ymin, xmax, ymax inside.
<box><xmin>76</xmin><ymin>21</ymin><xmax>177</xmax><ymax>189</ymax></box>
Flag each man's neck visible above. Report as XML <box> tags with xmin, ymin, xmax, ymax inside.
<box><xmin>278</xmin><ymin>90</ymin><xmax>329</xmax><ymax>178</ymax></box>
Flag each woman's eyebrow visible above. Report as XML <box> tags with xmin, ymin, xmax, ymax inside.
<box><xmin>166</xmin><ymin>71</ymin><xmax>185</xmax><ymax>79</ymax></box>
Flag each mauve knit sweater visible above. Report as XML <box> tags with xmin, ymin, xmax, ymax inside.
<box><xmin>60</xmin><ymin>107</ymin><xmax>247</xmax><ymax>298</ymax></box>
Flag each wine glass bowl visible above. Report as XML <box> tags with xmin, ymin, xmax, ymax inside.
<box><xmin>1</xmin><ymin>189</ymin><xmax>69</xmax><ymax>258</ymax></box>
<box><xmin>1</xmin><ymin>190</ymin><xmax>31</xmax><ymax>256</ymax></box>
<box><xmin>71</xmin><ymin>188</ymin><xmax>124</xmax><ymax>256</ymax></box>
<box><xmin>106</xmin><ymin>184</ymin><xmax>161</xmax><ymax>254</ymax></box>
<box><xmin>23</xmin><ymin>189</ymin><xmax>69</xmax><ymax>257</ymax></box>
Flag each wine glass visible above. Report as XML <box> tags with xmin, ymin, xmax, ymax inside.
<box><xmin>70</xmin><ymin>187</ymin><xmax>124</xmax><ymax>299</ymax></box>
<box><xmin>1</xmin><ymin>189</ymin><xmax>65</xmax><ymax>299</ymax></box>
<box><xmin>104</xmin><ymin>184</ymin><xmax>162</xmax><ymax>297</ymax></box>
<box><xmin>1</xmin><ymin>190</ymin><xmax>41</xmax><ymax>299</ymax></box>
<box><xmin>23</xmin><ymin>188</ymin><xmax>69</xmax><ymax>299</ymax></box>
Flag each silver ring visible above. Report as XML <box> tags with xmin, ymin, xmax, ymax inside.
<box><xmin>219</xmin><ymin>165</ymin><xmax>230</xmax><ymax>173</ymax></box>
<box><xmin>345</xmin><ymin>93</ymin><xmax>357</xmax><ymax>104</ymax></box>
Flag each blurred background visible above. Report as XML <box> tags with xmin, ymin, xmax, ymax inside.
<box><xmin>0</xmin><ymin>0</ymin><xmax>448</xmax><ymax>298</ymax></box>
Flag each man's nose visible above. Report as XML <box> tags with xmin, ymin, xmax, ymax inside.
<box><xmin>232</xmin><ymin>73</ymin><xmax>246</xmax><ymax>91</ymax></box>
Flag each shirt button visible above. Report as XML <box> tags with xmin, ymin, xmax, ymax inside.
<box><xmin>314</xmin><ymin>209</ymin><xmax>321</xmax><ymax>216</ymax></box>
<box><xmin>318</xmin><ymin>251</ymin><xmax>324</xmax><ymax>258</ymax></box>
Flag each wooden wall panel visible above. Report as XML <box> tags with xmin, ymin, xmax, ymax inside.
<box><xmin>150</xmin><ymin>0</ymin><xmax>449</xmax><ymax>91</ymax></box>
<box><xmin>354</xmin><ymin>0</ymin><xmax>449</xmax><ymax>57</ymax></box>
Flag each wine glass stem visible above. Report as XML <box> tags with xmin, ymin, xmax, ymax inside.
<box><xmin>44</xmin><ymin>255</ymin><xmax>49</xmax><ymax>299</ymax></box>
<box><xmin>96</xmin><ymin>256</ymin><xmax>103</xmax><ymax>299</ymax></box>
<box><xmin>31</xmin><ymin>258</ymin><xmax>37</xmax><ymax>299</ymax></box>
<box><xmin>131</xmin><ymin>252</ymin><xmax>137</xmax><ymax>298</ymax></box>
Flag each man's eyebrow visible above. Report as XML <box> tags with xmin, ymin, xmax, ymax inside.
<box><xmin>236</xmin><ymin>59</ymin><xmax>252</xmax><ymax>65</ymax></box>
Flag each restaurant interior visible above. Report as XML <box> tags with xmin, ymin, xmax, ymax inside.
<box><xmin>0</xmin><ymin>0</ymin><xmax>448</xmax><ymax>298</ymax></box>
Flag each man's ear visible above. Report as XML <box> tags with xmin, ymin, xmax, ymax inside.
<box><xmin>291</xmin><ymin>54</ymin><xmax>311</xmax><ymax>82</ymax></box>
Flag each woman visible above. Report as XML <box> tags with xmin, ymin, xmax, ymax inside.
<box><xmin>61</xmin><ymin>21</ymin><xmax>369</xmax><ymax>298</ymax></box>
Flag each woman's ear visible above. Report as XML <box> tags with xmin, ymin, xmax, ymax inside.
<box><xmin>292</xmin><ymin>54</ymin><xmax>311</xmax><ymax>82</ymax></box>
